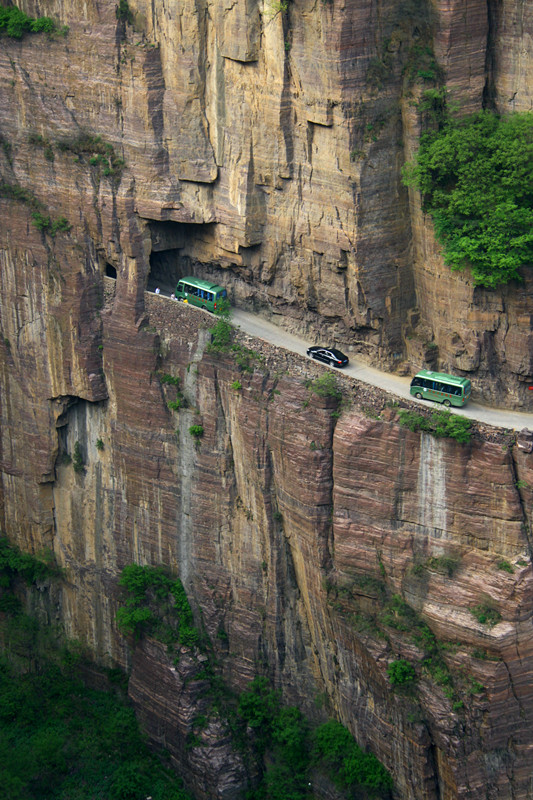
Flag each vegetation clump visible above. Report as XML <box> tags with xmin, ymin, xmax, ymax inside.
<box><xmin>56</xmin><ymin>133</ymin><xmax>125</xmax><ymax>178</ymax></box>
<box><xmin>72</xmin><ymin>441</ymin><xmax>84</xmax><ymax>473</ymax></box>
<box><xmin>116</xmin><ymin>0</ymin><xmax>134</xmax><ymax>23</ymax></box>
<box><xmin>306</xmin><ymin>371</ymin><xmax>342</xmax><ymax>401</ymax></box>
<box><xmin>0</xmin><ymin>181</ymin><xmax>71</xmax><ymax>237</ymax></box>
<box><xmin>313</xmin><ymin>719</ymin><xmax>393</xmax><ymax>795</ymax></box>
<box><xmin>0</xmin><ymin>537</ymin><xmax>61</xmax><ymax>590</ymax></box>
<box><xmin>189</xmin><ymin>424</ymin><xmax>204</xmax><ymax>440</ymax></box>
<box><xmin>387</xmin><ymin>659</ymin><xmax>416</xmax><ymax>687</ymax></box>
<box><xmin>398</xmin><ymin>408</ymin><xmax>472</xmax><ymax>443</ymax></box>
<box><xmin>207</xmin><ymin>300</ymin><xmax>263</xmax><ymax>372</ymax></box>
<box><xmin>0</xmin><ymin>5</ymin><xmax>62</xmax><ymax>38</ymax></box>
<box><xmin>161</xmin><ymin>373</ymin><xmax>187</xmax><ymax>411</ymax></box>
<box><xmin>116</xmin><ymin>564</ymin><xmax>199</xmax><ymax>647</ymax></box>
<box><xmin>471</xmin><ymin>603</ymin><xmax>502</xmax><ymax>627</ymax></box>
<box><xmin>238</xmin><ymin>679</ymin><xmax>393</xmax><ymax>798</ymax></box>
<box><xmin>403</xmin><ymin>111</ymin><xmax>533</xmax><ymax>287</ymax></box>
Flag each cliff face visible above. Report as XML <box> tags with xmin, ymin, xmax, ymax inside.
<box><xmin>0</xmin><ymin>0</ymin><xmax>532</xmax><ymax>407</ymax></box>
<box><xmin>3</xmin><ymin>279</ymin><xmax>533</xmax><ymax>799</ymax></box>
<box><xmin>1</xmin><ymin>0</ymin><xmax>533</xmax><ymax>798</ymax></box>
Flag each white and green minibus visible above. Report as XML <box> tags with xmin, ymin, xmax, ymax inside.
<box><xmin>175</xmin><ymin>276</ymin><xmax>227</xmax><ymax>313</ymax></box>
<box><xmin>410</xmin><ymin>370</ymin><xmax>471</xmax><ymax>407</ymax></box>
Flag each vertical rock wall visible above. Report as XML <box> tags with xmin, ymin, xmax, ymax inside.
<box><xmin>1</xmin><ymin>0</ymin><xmax>533</xmax><ymax>797</ymax></box>
<box><xmin>1</xmin><ymin>0</ymin><xmax>531</xmax><ymax>405</ymax></box>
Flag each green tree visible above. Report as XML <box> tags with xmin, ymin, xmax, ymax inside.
<box><xmin>403</xmin><ymin>111</ymin><xmax>533</xmax><ymax>287</ymax></box>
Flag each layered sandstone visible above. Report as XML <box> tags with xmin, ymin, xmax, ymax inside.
<box><xmin>1</xmin><ymin>0</ymin><xmax>533</xmax><ymax>798</ymax></box>
<box><xmin>0</xmin><ymin>0</ymin><xmax>531</xmax><ymax>408</ymax></box>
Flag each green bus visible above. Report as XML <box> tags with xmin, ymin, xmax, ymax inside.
<box><xmin>410</xmin><ymin>370</ymin><xmax>471</xmax><ymax>407</ymax></box>
<box><xmin>175</xmin><ymin>276</ymin><xmax>227</xmax><ymax>313</ymax></box>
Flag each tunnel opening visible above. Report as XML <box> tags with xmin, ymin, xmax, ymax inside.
<box><xmin>149</xmin><ymin>221</ymin><xmax>215</xmax><ymax>291</ymax></box>
<box><xmin>105</xmin><ymin>263</ymin><xmax>117</xmax><ymax>279</ymax></box>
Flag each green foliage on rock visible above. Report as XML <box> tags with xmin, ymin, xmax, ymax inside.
<box><xmin>387</xmin><ymin>659</ymin><xmax>416</xmax><ymax>687</ymax></box>
<box><xmin>0</xmin><ymin>652</ymin><xmax>191</xmax><ymax>800</ymax></box>
<box><xmin>403</xmin><ymin>111</ymin><xmax>533</xmax><ymax>287</ymax></box>
<box><xmin>207</xmin><ymin>299</ymin><xmax>263</xmax><ymax>372</ymax></box>
<box><xmin>398</xmin><ymin>408</ymin><xmax>472</xmax><ymax>443</ymax></box>
<box><xmin>239</xmin><ymin>679</ymin><xmax>393</xmax><ymax>799</ymax></box>
<box><xmin>72</xmin><ymin>441</ymin><xmax>84</xmax><ymax>473</ymax></box>
<box><xmin>0</xmin><ymin>5</ymin><xmax>58</xmax><ymax>38</ymax></box>
<box><xmin>188</xmin><ymin>424</ymin><xmax>204</xmax><ymax>439</ymax></box>
<box><xmin>470</xmin><ymin>602</ymin><xmax>502</xmax><ymax>627</ymax></box>
<box><xmin>116</xmin><ymin>0</ymin><xmax>134</xmax><ymax>23</ymax></box>
<box><xmin>56</xmin><ymin>133</ymin><xmax>125</xmax><ymax>178</ymax></box>
<box><xmin>0</xmin><ymin>537</ymin><xmax>61</xmax><ymax>588</ymax></box>
<box><xmin>306</xmin><ymin>371</ymin><xmax>342</xmax><ymax>401</ymax></box>
<box><xmin>313</xmin><ymin>719</ymin><xmax>393</xmax><ymax>794</ymax></box>
<box><xmin>0</xmin><ymin>181</ymin><xmax>71</xmax><ymax>237</ymax></box>
<box><xmin>117</xmin><ymin>564</ymin><xmax>199</xmax><ymax>647</ymax></box>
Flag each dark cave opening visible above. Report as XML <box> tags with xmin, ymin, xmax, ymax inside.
<box><xmin>149</xmin><ymin>221</ymin><xmax>206</xmax><ymax>289</ymax></box>
<box><xmin>148</xmin><ymin>220</ymin><xmax>235</xmax><ymax>293</ymax></box>
<box><xmin>105</xmin><ymin>264</ymin><xmax>117</xmax><ymax>279</ymax></box>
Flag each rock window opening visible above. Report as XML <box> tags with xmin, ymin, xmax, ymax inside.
<box><xmin>105</xmin><ymin>264</ymin><xmax>117</xmax><ymax>279</ymax></box>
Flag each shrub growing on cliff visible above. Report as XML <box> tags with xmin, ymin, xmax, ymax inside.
<box><xmin>117</xmin><ymin>564</ymin><xmax>199</xmax><ymax>647</ymax></box>
<box><xmin>0</xmin><ymin>537</ymin><xmax>61</xmax><ymax>587</ymax></box>
<box><xmin>0</xmin><ymin>653</ymin><xmax>192</xmax><ymax>799</ymax></box>
<box><xmin>403</xmin><ymin>111</ymin><xmax>533</xmax><ymax>287</ymax></box>
<box><xmin>387</xmin><ymin>659</ymin><xmax>416</xmax><ymax>687</ymax></box>
<box><xmin>72</xmin><ymin>441</ymin><xmax>84</xmax><ymax>473</ymax></box>
<box><xmin>189</xmin><ymin>424</ymin><xmax>204</xmax><ymax>440</ymax></box>
<box><xmin>0</xmin><ymin>5</ymin><xmax>57</xmax><ymax>38</ymax></box>
<box><xmin>313</xmin><ymin>719</ymin><xmax>393</xmax><ymax>795</ymax></box>
<box><xmin>470</xmin><ymin>602</ymin><xmax>501</xmax><ymax>627</ymax></box>
<box><xmin>116</xmin><ymin>0</ymin><xmax>134</xmax><ymax>24</ymax></box>
<box><xmin>398</xmin><ymin>408</ymin><xmax>471</xmax><ymax>443</ymax></box>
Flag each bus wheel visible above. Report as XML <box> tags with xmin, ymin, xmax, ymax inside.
<box><xmin>415</xmin><ymin>392</ymin><xmax>422</xmax><ymax>400</ymax></box>
<box><xmin>443</xmin><ymin>399</ymin><xmax>451</xmax><ymax>407</ymax></box>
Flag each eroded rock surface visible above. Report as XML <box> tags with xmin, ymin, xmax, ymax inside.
<box><xmin>1</xmin><ymin>1</ymin><xmax>533</xmax><ymax>798</ymax></box>
<box><xmin>0</xmin><ymin>0</ymin><xmax>532</xmax><ymax>406</ymax></box>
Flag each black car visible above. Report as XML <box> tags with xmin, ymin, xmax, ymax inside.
<box><xmin>307</xmin><ymin>346</ymin><xmax>349</xmax><ymax>368</ymax></box>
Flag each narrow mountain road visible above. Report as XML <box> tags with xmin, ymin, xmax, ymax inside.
<box><xmin>147</xmin><ymin>287</ymin><xmax>533</xmax><ymax>432</ymax></box>
<box><xmin>232</xmin><ymin>308</ymin><xmax>533</xmax><ymax>431</ymax></box>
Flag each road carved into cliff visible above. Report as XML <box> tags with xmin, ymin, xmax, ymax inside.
<box><xmin>147</xmin><ymin>288</ymin><xmax>533</xmax><ymax>431</ymax></box>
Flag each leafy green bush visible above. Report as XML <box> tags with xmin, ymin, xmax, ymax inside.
<box><xmin>1</xmin><ymin>189</ymin><xmax>72</xmax><ymax>238</ymax></box>
<box><xmin>72</xmin><ymin>441</ymin><xmax>84</xmax><ymax>473</ymax></box>
<box><xmin>471</xmin><ymin>603</ymin><xmax>501</xmax><ymax>627</ymax></box>
<box><xmin>0</xmin><ymin>6</ymin><xmax>57</xmax><ymax>38</ymax></box>
<box><xmin>426</xmin><ymin>555</ymin><xmax>460</xmax><ymax>576</ymax></box>
<box><xmin>189</xmin><ymin>424</ymin><xmax>204</xmax><ymax>439</ymax></box>
<box><xmin>497</xmin><ymin>559</ymin><xmax>514</xmax><ymax>574</ymax></box>
<box><xmin>116</xmin><ymin>0</ymin><xmax>134</xmax><ymax>23</ymax></box>
<box><xmin>160</xmin><ymin>373</ymin><xmax>181</xmax><ymax>386</ymax></box>
<box><xmin>56</xmin><ymin>133</ymin><xmax>125</xmax><ymax>178</ymax></box>
<box><xmin>0</xmin><ymin>659</ymin><xmax>191</xmax><ymax>800</ymax></box>
<box><xmin>117</xmin><ymin>564</ymin><xmax>199</xmax><ymax>647</ymax></box>
<box><xmin>313</xmin><ymin>719</ymin><xmax>393</xmax><ymax>794</ymax></box>
<box><xmin>403</xmin><ymin>111</ymin><xmax>533</xmax><ymax>287</ymax></box>
<box><xmin>306</xmin><ymin>371</ymin><xmax>342</xmax><ymax>400</ymax></box>
<box><xmin>398</xmin><ymin>408</ymin><xmax>472</xmax><ymax>443</ymax></box>
<box><xmin>387</xmin><ymin>659</ymin><xmax>416</xmax><ymax>687</ymax></box>
<box><xmin>0</xmin><ymin>538</ymin><xmax>60</xmax><ymax>586</ymax></box>
<box><xmin>208</xmin><ymin>317</ymin><xmax>233</xmax><ymax>353</ymax></box>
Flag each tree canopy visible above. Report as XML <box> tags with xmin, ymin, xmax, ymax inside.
<box><xmin>403</xmin><ymin>111</ymin><xmax>533</xmax><ymax>288</ymax></box>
